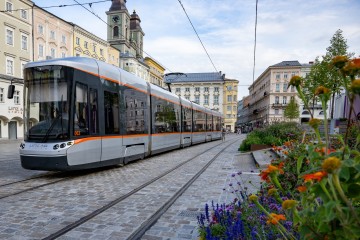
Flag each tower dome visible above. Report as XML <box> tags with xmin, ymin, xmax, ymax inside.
<box><xmin>109</xmin><ymin>0</ymin><xmax>127</xmax><ymax>11</ymax></box>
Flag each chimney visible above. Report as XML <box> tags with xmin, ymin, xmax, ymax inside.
<box><xmin>309</xmin><ymin>61</ymin><xmax>314</xmax><ymax>64</ymax></box>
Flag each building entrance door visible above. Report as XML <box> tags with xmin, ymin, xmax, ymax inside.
<box><xmin>8</xmin><ymin>121</ymin><xmax>17</xmax><ymax>140</ymax></box>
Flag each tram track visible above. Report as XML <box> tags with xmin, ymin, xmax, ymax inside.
<box><xmin>42</xmin><ymin>138</ymin><xmax>237</xmax><ymax>240</ymax></box>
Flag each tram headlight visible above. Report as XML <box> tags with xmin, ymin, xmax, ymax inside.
<box><xmin>60</xmin><ymin>143</ymin><xmax>66</xmax><ymax>148</ymax></box>
<box><xmin>53</xmin><ymin>144</ymin><xmax>59</xmax><ymax>150</ymax></box>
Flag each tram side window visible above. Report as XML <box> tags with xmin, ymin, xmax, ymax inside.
<box><xmin>193</xmin><ymin>110</ymin><xmax>206</xmax><ymax>132</ymax></box>
<box><xmin>207</xmin><ymin>114</ymin><xmax>213</xmax><ymax>131</ymax></box>
<box><xmin>89</xmin><ymin>89</ymin><xmax>98</xmax><ymax>134</ymax></box>
<box><xmin>152</xmin><ymin>96</ymin><xmax>180</xmax><ymax>133</ymax></box>
<box><xmin>74</xmin><ymin>83</ymin><xmax>89</xmax><ymax>136</ymax></box>
<box><xmin>123</xmin><ymin>87</ymin><xmax>148</xmax><ymax>134</ymax></box>
<box><xmin>104</xmin><ymin>91</ymin><xmax>119</xmax><ymax>134</ymax></box>
<box><xmin>182</xmin><ymin>107</ymin><xmax>192</xmax><ymax>132</ymax></box>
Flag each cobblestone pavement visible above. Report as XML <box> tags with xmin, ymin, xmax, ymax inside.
<box><xmin>0</xmin><ymin>134</ymin><xmax>260</xmax><ymax>240</ymax></box>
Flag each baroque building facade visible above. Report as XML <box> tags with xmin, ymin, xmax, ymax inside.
<box><xmin>0</xmin><ymin>0</ymin><xmax>33</xmax><ymax>139</ymax></box>
<box><xmin>164</xmin><ymin>72</ymin><xmax>239</xmax><ymax>131</ymax></box>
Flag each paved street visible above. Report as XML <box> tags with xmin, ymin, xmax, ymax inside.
<box><xmin>0</xmin><ymin>134</ymin><xmax>262</xmax><ymax>240</ymax></box>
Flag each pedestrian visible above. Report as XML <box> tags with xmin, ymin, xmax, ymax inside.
<box><xmin>222</xmin><ymin>127</ymin><xmax>226</xmax><ymax>141</ymax></box>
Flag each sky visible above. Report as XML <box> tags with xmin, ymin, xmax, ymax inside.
<box><xmin>32</xmin><ymin>0</ymin><xmax>360</xmax><ymax>99</ymax></box>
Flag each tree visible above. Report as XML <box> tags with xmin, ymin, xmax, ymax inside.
<box><xmin>303</xmin><ymin>29</ymin><xmax>354</xmax><ymax>119</ymax></box>
<box><xmin>283</xmin><ymin>97</ymin><xmax>300</xmax><ymax>121</ymax></box>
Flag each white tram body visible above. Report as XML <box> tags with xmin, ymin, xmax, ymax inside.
<box><xmin>18</xmin><ymin>57</ymin><xmax>222</xmax><ymax>171</ymax></box>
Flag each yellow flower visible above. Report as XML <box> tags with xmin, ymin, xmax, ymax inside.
<box><xmin>342</xmin><ymin>58</ymin><xmax>360</xmax><ymax>77</ymax></box>
<box><xmin>350</xmin><ymin>79</ymin><xmax>360</xmax><ymax>95</ymax></box>
<box><xmin>282</xmin><ymin>199</ymin><xmax>297</xmax><ymax>210</ymax></box>
<box><xmin>331</xmin><ymin>55</ymin><xmax>348</xmax><ymax>69</ymax></box>
<box><xmin>268</xmin><ymin>188</ymin><xmax>277</xmax><ymax>196</ymax></box>
<box><xmin>322</xmin><ymin>157</ymin><xmax>341</xmax><ymax>173</ymax></box>
<box><xmin>315</xmin><ymin>86</ymin><xmax>331</xmax><ymax>96</ymax></box>
<box><xmin>289</xmin><ymin>76</ymin><xmax>302</xmax><ymax>87</ymax></box>
<box><xmin>249</xmin><ymin>194</ymin><xmax>258</xmax><ymax>202</ymax></box>
<box><xmin>308</xmin><ymin>118</ymin><xmax>321</xmax><ymax>129</ymax></box>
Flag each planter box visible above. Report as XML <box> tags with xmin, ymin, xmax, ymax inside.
<box><xmin>250</xmin><ymin>144</ymin><xmax>272</xmax><ymax>151</ymax></box>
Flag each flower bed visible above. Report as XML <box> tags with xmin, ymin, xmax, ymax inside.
<box><xmin>197</xmin><ymin>56</ymin><xmax>360</xmax><ymax>239</ymax></box>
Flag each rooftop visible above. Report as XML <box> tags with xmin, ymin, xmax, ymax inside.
<box><xmin>164</xmin><ymin>72</ymin><xmax>225</xmax><ymax>83</ymax></box>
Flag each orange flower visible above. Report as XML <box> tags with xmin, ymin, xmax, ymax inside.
<box><xmin>331</xmin><ymin>55</ymin><xmax>348</xmax><ymax>69</ymax></box>
<box><xmin>343</xmin><ymin>58</ymin><xmax>360</xmax><ymax>77</ymax></box>
<box><xmin>259</xmin><ymin>164</ymin><xmax>284</xmax><ymax>182</ymax></box>
<box><xmin>302</xmin><ymin>171</ymin><xmax>327</xmax><ymax>182</ymax></box>
<box><xmin>315</xmin><ymin>86</ymin><xmax>331</xmax><ymax>96</ymax></box>
<box><xmin>284</xmin><ymin>141</ymin><xmax>291</xmax><ymax>147</ymax></box>
<box><xmin>322</xmin><ymin>156</ymin><xmax>341</xmax><ymax>173</ymax></box>
<box><xmin>297</xmin><ymin>186</ymin><xmax>307</xmax><ymax>192</ymax></box>
<box><xmin>283</xmin><ymin>150</ymin><xmax>289</xmax><ymax>155</ymax></box>
<box><xmin>351</xmin><ymin>79</ymin><xmax>360</xmax><ymax>95</ymax></box>
<box><xmin>315</xmin><ymin>147</ymin><xmax>336</xmax><ymax>155</ymax></box>
<box><xmin>266</xmin><ymin>213</ymin><xmax>286</xmax><ymax>225</ymax></box>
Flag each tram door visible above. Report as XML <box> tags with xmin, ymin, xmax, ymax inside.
<box><xmin>8</xmin><ymin>121</ymin><xmax>17</xmax><ymax>140</ymax></box>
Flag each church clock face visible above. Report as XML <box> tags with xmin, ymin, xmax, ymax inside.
<box><xmin>112</xmin><ymin>15</ymin><xmax>119</xmax><ymax>23</ymax></box>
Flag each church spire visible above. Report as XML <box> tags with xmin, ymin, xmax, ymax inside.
<box><xmin>109</xmin><ymin>0</ymin><xmax>127</xmax><ymax>11</ymax></box>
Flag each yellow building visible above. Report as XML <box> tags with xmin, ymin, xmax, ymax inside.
<box><xmin>223</xmin><ymin>78</ymin><xmax>239</xmax><ymax>131</ymax></box>
<box><xmin>72</xmin><ymin>24</ymin><xmax>119</xmax><ymax>65</ymax></box>
<box><xmin>144</xmin><ymin>57</ymin><xmax>165</xmax><ymax>87</ymax></box>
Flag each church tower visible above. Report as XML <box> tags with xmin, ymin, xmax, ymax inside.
<box><xmin>130</xmin><ymin>10</ymin><xmax>145</xmax><ymax>59</ymax></box>
<box><xmin>106</xmin><ymin>0</ymin><xmax>133</xmax><ymax>56</ymax></box>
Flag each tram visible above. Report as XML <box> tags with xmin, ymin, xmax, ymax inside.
<box><xmin>8</xmin><ymin>57</ymin><xmax>223</xmax><ymax>171</ymax></box>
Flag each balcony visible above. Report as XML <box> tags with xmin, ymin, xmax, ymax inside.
<box><xmin>272</xmin><ymin>103</ymin><xmax>287</xmax><ymax>108</ymax></box>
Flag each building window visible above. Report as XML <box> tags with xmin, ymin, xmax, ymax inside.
<box><xmin>227</xmin><ymin>95</ymin><xmax>232</xmax><ymax>102</ymax></box>
<box><xmin>76</xmin><ymin>37</ymin><xmax>80</xmax><ymax>45</ymax></box>
<box><xmin>195</xmin><ymin>87</ymin><xmax>200</xmax><ymax>92</ymax></box>
<box><xmin>175</xmin><ymin>88</ymin><xmax>180</xmax><ymax>92</ymax></box>
<box><xmin>227</xmin><ymin>106</ymin><xmax>231</xmax><ymax>111</ymax></box>
<box><xmin>204</xmin><ymin>87</ymin><xmax>209</xmax><ymax>92</ymax></box>
<box><xmin>38</xmin><ymin>25</ymin><xmax>44</xmax><ymax>34</ymax></box>
<box><xmin>195</xmin><ymin>96</ymin><xmax>200</xmax><ymax>104</ymax></box>
<box><xmin>0</xmin><ymin>88</ymin><xmax>4</xmax><ymax>102</ymax></box>
<box><xmin>284</xmin><ymin>73</ymin><xmax>288</xmax><ymax>79</ymax></box>
<box><xmin>39</xmin><ymin>44</ymin><xmax>44</xmax><ymax>57</ymax></box>
<box><xmin>290</xmin><ymin>96</ymin><xmax>295</xmax><ymax>101</ymax></box>
<box><xmin>6</xmin><ymin>1</ymin><xmax>13</xmax><ymax>12</ymax></box>
<box><xmin>84</xmin><ymin>41</ymin><xmax>88</xmax><ymax>48</ymax></box>
<box><xmin>62</xmin><ymin>35</ymin><xmax>66</xmax><ymax>44</ymax></box>
<box><xmin>227</xmin><ymin>86</ymin><xmax>232</xmax><ymax>91</ymax></box>
<box><xmin>204</xmin><ymin>95</ymin><xmax>209</xmax><ymax>105</ymax></box>
<box><xmin>6</xmin><ymin>28</ymin><xmax>14</xmax><ymax>45</ymax></box>
<box><xmin>62</xmin><ymin>52</ymin><xmax>66</xmax><ymax>58</ymax></box>
<box><xmin>283</xmin><ymin>83</ymin><xmax>288</xmax><ymax>92</ymax></box>
<box><xmin>275</xmin><ymin>96</ymin><xmax>279</xmax><ymax>104</ymax></box>
<box><xmin>275</xmin><ymin>109</ymin><xmax>279</xmax><ymax>115</ymax></box>
<box><xmin>185</xmin><ymin>87</ymin><xmax>190</xmax><ymax>92</ymax></box>
<box><xmin>14</xmin><ymin>91</ymin><xmax>20</xmax><ymax>105</ymax></box>
<box><xmin>276</xmin><ymin>73</ymin><xmax>280</xmax><ymax>80</ymax></box>
<box><xmin>21</xmin><ymin>61</ymin><xmax>27</xmax><ymax>78</ymax></box>
<box><xmin>100</xmin><ymin>48</ymin><xmax>104</xmax><ymax>56</ymax></box>
<box><xmin>50</xmin><ymin>30</ymin><xmax>56</xmax><ymax>39</ymax></box>
<box><xmin>21</xmin><ymin>9</ymin><xmax>27</xmax><ymax>19</ymax></box>
<box><xmin>6</xmin><ymin>58</ymin><xmax>14</xmax><ymax>75</ymax></box>
<box><xmin>233</xmin><ymin>106</ymin><xmax>237</xmax><ymax>111</ymax></box>
<box><xmin>93</xmin><ymin>44</ymin><xmax>96</xmax><ymax>52</ymax></box>
<box><xmin>283</xmin><ymin>96</ymin><xmax>287</xmax><ymax>104</ymax></box>
<box><xmin>21</xmin><ymin>34</ymin><xmax>28</xmax><ymax>50</ymax></box>
<box><xmin>291</xmin><ymin>85</ymin><xmax>295</xmax><ymax>92</ymax></box>
<box><xmin>50</xmin><ymin>48</ymin><xmax>56</xmax><ymax>58</ymax></box>
<box><xmin>185</xmin><ymin>96</ymin><xmax>190</xmax><ymax>100</ymax></box>
<box><xmin>113</xmin><ymin>26</ymin><xmax>119</xmax><ymax>37</ymax></box>
<box><xmin>214</xmin><ymin>95</ymin><xmax>219</xmax><ymax>105</ymax></box>
<box><xmin>233</xmin><ymin>95</ymin><xmax>237</xmax><ymax>102</ymax></box>
<box><xmin>275</xmin><ymin>83</ymin><xmax>280</xmax><ymax>92</ymax></box>
<box><xmin>214</xmin><ymin>87</ymin><xmax>219</xmax><ymax>92</ymax></box>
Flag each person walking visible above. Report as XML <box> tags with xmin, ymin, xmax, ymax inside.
<box><xmin>222</xmin><ymin>127</ymin><xmax>226</xmax><ymax>141</ymax></box>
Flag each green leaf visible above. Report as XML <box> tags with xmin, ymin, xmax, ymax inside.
<box><xmin>347</xmin><ymin>183</ymin><xmax>360</xmax><ymax>198</ymax></box>
<box><xmin>339</xmin><ymin>166</ymin><xmax>350</xmax><ymax>181</ymax></box>
<box><xmin>297</xmin><ymin>155</ymin><xmax>305</xmax><ymax>175</ymax></box>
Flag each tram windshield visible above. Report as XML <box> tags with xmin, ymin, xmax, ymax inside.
<box><xmin>24</xmin><ymin>66</ymin><xmax>72</xmax><ymax>142</ymax></box>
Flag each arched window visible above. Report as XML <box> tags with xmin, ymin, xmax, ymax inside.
<box><xmin>302</xmin><ymin>110</ymin><xmax>310</xmax><ymax>115</ymax></box>
<box><xmin>113</xmin><ymin>26</ymin><xmax>119</xmax><ymax>38</ymax></box>
<box><xmin>319</xmin><ymin>111</ymin><xmax>324</xmax><ymax>115</ymax></box>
